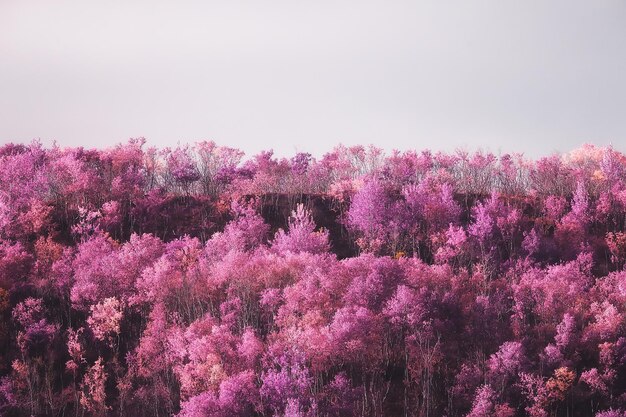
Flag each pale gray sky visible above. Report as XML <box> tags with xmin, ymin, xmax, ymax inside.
<box><xmin>1</xmin><ymin>0</ymin><xmax>625</xmax><ymax>158</ymax></box>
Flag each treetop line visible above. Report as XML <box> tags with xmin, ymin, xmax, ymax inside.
<box><xmin>0</xmin><ymin>140</ymin><xmax>625</xmax><ymax>417</ymax></box>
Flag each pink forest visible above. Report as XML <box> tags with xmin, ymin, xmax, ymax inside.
<box><xmin>1</xmin><ymin>139</ymin><xmax>626</xmax><ymax>417</ymax></box>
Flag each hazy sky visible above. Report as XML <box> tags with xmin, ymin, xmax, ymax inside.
<box><xmin>1</xmin><ymin>0</ymin><xmax>625</xmax><ymax>158</ymax></box>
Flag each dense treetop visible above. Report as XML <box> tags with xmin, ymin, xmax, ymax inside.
<box><xmin>1</xmin><ymin>140</ymin><xmax>626</xmax><ymax>416</ymax></box>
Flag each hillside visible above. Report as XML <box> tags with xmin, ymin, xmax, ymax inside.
<box><xmin>1</xmin><ymin>140</ymin><xmax>626</xmax><ymax>417</ymax></box>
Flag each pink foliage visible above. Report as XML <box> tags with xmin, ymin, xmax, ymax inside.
<box><xmin>2</xmin><ymin>142</ymin><xmax>626</xmax><ymax>416</ymax></box>
<box><xmin>272</xmin><ymin>204</ymin><xmax>330</xmax><ymax>255</ymax></box>
<box><xmin>80</xmin><ymin>357</ymin><xmax>107</xmax><ymax>414</ymax></box>
<box><xmin>87</xmin><ymin>297</ymin><xmax>123</xmax><ymax>344</ymax></box>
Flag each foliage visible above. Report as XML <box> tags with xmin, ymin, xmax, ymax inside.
<box><xmin>0</xmin><ymin>141</ymin><xmax>625</xmax><ymax>416</ymax></box>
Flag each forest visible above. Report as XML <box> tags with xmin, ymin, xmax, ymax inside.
<box><xmin>0</xmin><ymin>139</ymin><xmax>625</xmax><ymax>417</ymax></box>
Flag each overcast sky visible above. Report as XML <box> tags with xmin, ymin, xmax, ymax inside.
<box><xmin>1</xmin><ymin>0</ymin><xmax>625</xmax><ymax>158</ymax></box>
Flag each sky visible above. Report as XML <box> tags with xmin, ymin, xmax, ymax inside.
<box><xmin>1</xmin><ymin>0</ymin><xmax>625</xmax><ymax>158</ymax></box>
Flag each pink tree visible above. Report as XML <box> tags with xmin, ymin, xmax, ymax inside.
<box><xmin>272</xmin><ymin>204</ymin><xmax>330</xmax><ymax>255</ymax></box>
